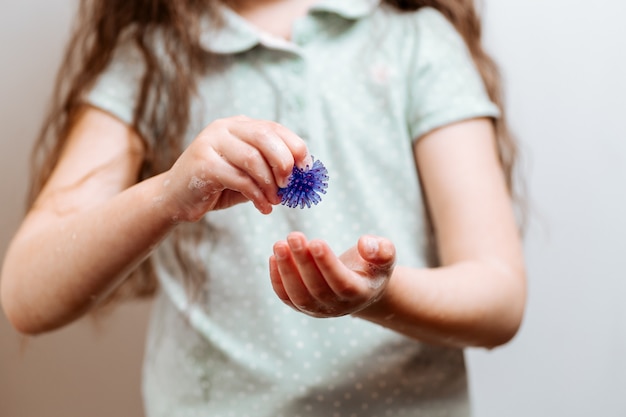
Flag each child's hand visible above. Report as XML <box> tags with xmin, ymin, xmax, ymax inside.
<box><xmin>269</xmin><ymin>232</ymin><xmax>396</xmax><ymax>318</ymax></box>
<box><xmin>163</xmin><ymin>116</ymin><xmax>310</xmax><ymax>221</ymax></box>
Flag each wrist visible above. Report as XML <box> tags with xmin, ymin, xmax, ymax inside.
<box><xmin>141</xmin><ymin>172</ymin><xmax>188</xmax><ymax>225</ymax></box>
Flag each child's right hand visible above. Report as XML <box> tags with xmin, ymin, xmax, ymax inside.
<box><xmin>0</xmin><ymin>112</ymin><xmax>308</xmax><ymax>334</ymax></box>
<box><xmin>163</xmin><ymin>115</ymin><xmax>310</xmax><ymax>221</ymax></box>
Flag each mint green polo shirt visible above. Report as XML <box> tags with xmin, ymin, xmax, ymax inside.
<box><xmin>86</xmin><ymin>1</ymin><xmax>499</xmax><ymax>416</ymax></box>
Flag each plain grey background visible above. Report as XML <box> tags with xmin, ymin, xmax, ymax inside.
<box><xmin>1</xmin><ymin>1</ymin><xmax>625</xmax><ymax>416</ymax></box>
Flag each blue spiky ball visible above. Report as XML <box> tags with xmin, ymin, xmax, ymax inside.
<box><xmin>278</xmin><ymin>157</ymin><xmax>329</xmax><ymax>209</ymax></box>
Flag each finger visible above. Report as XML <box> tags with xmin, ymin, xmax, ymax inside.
<box><xmin>308</xmin><ymin>239</ymin><xmax>369</xmax><ymax>302</ymax></box>
<box><xmin>229</xmin><ymin>120</ymin><xmax>309</xmax><ymax>187</ymax></box>
<box><xmin>213</xmin><ymin>190</ymin><xmax>252</xmax><ymax>210</ymax></box>
<box><xmin>214</xmin><ymin>140</ymin><xmax>283</xmax><ymax>205</ymax></box>
<box><xmin>271</xmin><ymin>123</ymin><xmax>311</xmax><ymax>169</ymax></box>
<box><xmin>357</xmin><ymin>236</ymin><xmax>395</xmax><ymax>264</ymax></box>
<box><xmin>202</xmin><ymin>152</ymin><xmax>274</xmax><ymax>214</ymax></box>
<box><xmin>269</xmin><ymin>254</ymin><xmax>296</xmax><ymax>309</ymax></box>
<box><xmin>272</xmin><ymin>240</ymin><xmax>319</xmax><ymax>312</ymax></box>
<box><xmin>286</xmin><ymin>232</ymin><xmax>336</xmax><ymax>303</ymax></box>
<box><xmin>356</xmin><ymin>235</ymin><xmax>397</xmax><ymax>277</ymax></box>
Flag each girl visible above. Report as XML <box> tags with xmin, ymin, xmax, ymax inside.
<box><xmin>1</xmin><ymin>0</ymin><xmax>526</xmax><ymax>415</ymax></box>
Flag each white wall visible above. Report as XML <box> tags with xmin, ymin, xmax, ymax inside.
<box><xmin>0</xmin><ymin>2</ymin><xmax>150</xmax><ymax>417</ymax></box>
<box><xmin>1</xmin><ymin>1</ymin><xmax>624</xmax><ymax>416</ymax></box>
<box><xmin>468</xmin><ymin>1</ymin><xmax>626</xmax><ymax>416</ymax></box>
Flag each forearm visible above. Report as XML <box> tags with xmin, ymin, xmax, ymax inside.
<box><xmin>1</xmin><ymin>173</ymin><xmax>175</xmax><ymax>334</ymax></box>
<box><xmin>355</xmin><ymin>260</ymin><xmax>526</xmax><ymax>349</ymax></box>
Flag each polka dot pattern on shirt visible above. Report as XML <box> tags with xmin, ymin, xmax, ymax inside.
<box><xmin>86</xmin><ymin>2</ymin><xmax>498</xmax><ymax>417</ymax></box>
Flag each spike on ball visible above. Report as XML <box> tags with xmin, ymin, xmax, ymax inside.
<box><xmin>277</xmin><ymin>156</ymin><xmax>329</xmax><ymax>209</ymax></box>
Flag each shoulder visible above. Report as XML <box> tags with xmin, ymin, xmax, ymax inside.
<box><xmin>358</xmin><ymin>5</ymin><xmax>470</xmax><ymax>70</ymax></box>
<box><xmin>84</xmin><ymin>31</ymin><xmax>147</xmax><ymax>126</ymax></box>
<box><xmin>105</xmin><ymin>31</ymin><xmax>147</xmax><ymax>76</ymax></box>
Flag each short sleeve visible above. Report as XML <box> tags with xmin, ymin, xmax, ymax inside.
<box><xmin>407</xmin><ymin>8</ymin><xmax>500</xmax><ymax>141</ymax></box>
<box><xmin>82</xmin><ymin>38</ymin><xmax>145</xmax><ymax>125</ymax></box>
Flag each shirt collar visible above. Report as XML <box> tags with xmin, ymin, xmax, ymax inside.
<box><xmin>311</xmin><ymin>0</ymin><xmax>380</xmax><ymax>19</ymax></box>
<box><xmin>200</xmin><ymin>0</ymin><xmax>381</xmax><ymax>54</ymax></box>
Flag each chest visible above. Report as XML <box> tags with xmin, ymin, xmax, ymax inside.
<box><xmin>183</xmin><ymin>10</ymin><xmax>423</xmax><ymax>213</ymax></box>
<box><xmin>190</xmin><ymin>18</ymin><xmax>412</xmax><ymax>146</ymax></box>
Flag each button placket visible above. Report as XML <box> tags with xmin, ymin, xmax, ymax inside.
<box><xmin>279</xmin><ymin>55</ymin><xmax>309</xmax><ymax>140</ymax></box>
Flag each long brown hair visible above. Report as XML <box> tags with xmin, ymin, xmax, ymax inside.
<box><xmin>30</xmin><ymin>0</ymin><xmax>520</xmax><ymax>304</ymax></box>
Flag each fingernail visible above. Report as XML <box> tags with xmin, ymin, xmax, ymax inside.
<box><xmin>310</xmin><ymin>241</ymin><xmax>324</xmax><ymax>257</ymax></box>
<box><xmin>279</xmin><ymin>176</ymin><xmax>291</xmax><ymax>188</ymax></box>
<box><xmin>364</xmin><ymin>237</ymin><xmax>379</xmax><ymax>256</ymax></box>
<box><xmin>297</xmin><ymin>153</ymin><xmax>313</xmax><ymax>170</ymax></box>
<box><xmin>274</xmin><ymin>244</ymin><xmax>288</xmax><ymax>260</ymax></box>
<box><xmin>288</xmin><ymin>235</ymin><xmax>303</xmax><ymax>251</ymax></box>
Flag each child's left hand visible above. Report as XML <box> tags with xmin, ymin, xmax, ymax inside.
<box><xmin>269</xmin><ymin>232</ymin><xmax>396</xmax><ymax>318</ymax></box>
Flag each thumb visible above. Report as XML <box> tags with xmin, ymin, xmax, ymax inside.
<box><xmin>357</xmin><ymin>235</ymin><xmax>396</xmax><ymax>271</ymax></box>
